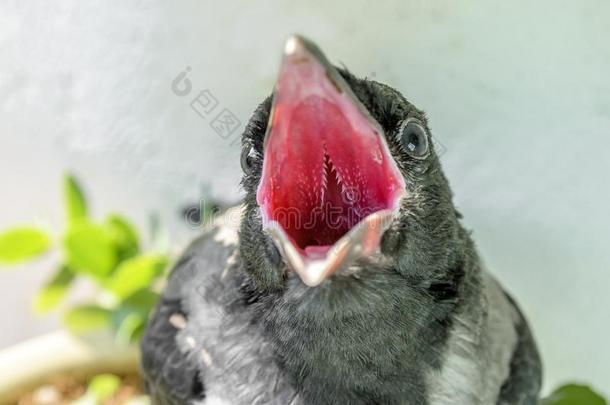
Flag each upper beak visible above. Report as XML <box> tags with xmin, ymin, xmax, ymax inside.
<box><xmin>265</xmin><ymin>35</ymin><xmax>384</xmax><ymax>146</ymax></box>
<box><xmin>257</xmin><ymin>35</ymin><xmax>405</xmax><ymax>287</ymax></box>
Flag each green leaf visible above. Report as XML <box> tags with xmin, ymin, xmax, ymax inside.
<box><xmin>121</xmin><ymin>288</ymin><xmax>161</xmax><ymax>313</ymax></box>
<box><xmin>64</xmin><ymin>305</ymin><xmax>113</xmax><ymax>334</ymax></box>
<box><xmin>64</xmin><ymin>221</ymin><xmax>117</xmax><ymax>278</ymax></box>
<box><xmin>87</xmin><ymin>373</ymin><xmax>121</xmax><ymax>402</ymax></box>
<box><xmin>541</xmin><ymin>384</ymin><xmax>608</xmax><ymax>405</ymax></box>
<box><xmin>105</xmin><ymin>254</ymin><xmax>168</xmax><ymax>299</ymax></box>
<box><xmin>112</xmin><ymin>289</ymin><xmax>160</xmax><ymax>343</ymax></box>
<box><xmin>33</xmin><ymin>266</ymin><xmax>75</xmax><ymax>314</ymax></box>
<box><xmin>64</xmin><ymin>175</ymin><xmax>88</xmax><ymax>222</ymax></box>
<box><xmin>113</xmin><ymin>289</ymin><xmax>160</xmax><ymax>326</ymax></box>
<box><xmin>114</xmin><ymin>311</ymin><xmax>146</xmax><ymax>345</ymax></box>
<box><xmin>0</xmin><ymin>227</ymin><xmax>52</xmax><ymax>265</ymax></box>
<box><xmin>105</xmin><ymin>214</ymin><xmax>140</xmax><ymax>261</ymax></box>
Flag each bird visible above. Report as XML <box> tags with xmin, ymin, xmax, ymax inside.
<box><xmin>141</xmin><ymin>35</ymin><xmax>542</xmax><ymax>405</ymax></box>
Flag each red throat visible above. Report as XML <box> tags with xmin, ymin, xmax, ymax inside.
<box><xmin>257</xmin><ymin>37</ymin><xmax>405</xmax><ymax>261</ymax></box>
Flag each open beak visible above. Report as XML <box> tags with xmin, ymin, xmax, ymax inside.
<box><xmin>257</xmin><ymin>35</ymin><xmax>405</xmax><ymax>287</ymax></box>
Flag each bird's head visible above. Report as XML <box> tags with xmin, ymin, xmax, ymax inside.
<box><xmin>240</xmin><ymin>35</ymin><xmax>461</xmax><ymax>291</ymax></box>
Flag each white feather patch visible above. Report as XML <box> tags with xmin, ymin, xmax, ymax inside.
<box><xmin>212</xmin><ymin>205</ymin><xmax>243</xmax><ymax>246</ymax></box>
<box><xmin>427</xmin><ymin>271</ymin><xmax>519</xmax><ymax>405</ymax></box>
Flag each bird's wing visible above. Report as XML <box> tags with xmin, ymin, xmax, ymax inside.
<box><xmin>141</xmin><ymin>209</ymin><xmax>242</xmax><ymax>405</ymax></box>
<box><xmin>426</xmin><ymin>270</ymin><xmax>539</xmax><ymax>405</ymax></box>
<box><xmin>141</xmin><ymin>295</ymin><xmax>204</xmax><ymax>404</ymax></box>
<box><xmin>142</xmin><ymin>208</ymin><xmax>300</xmax><ymax>405</ymax></box>
<box><xmin>496</xmin><ymin>291</ymin><xmax>543</xmax><ymax>405</ymax></box>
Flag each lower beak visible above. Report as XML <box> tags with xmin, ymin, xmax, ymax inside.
<box><xmin>265</xmin><ymin>209</ymin><xmax>396</xmax><ymax>287</ymax></box>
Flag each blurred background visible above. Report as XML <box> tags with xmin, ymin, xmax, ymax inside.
<box><xmin>1</xmin><ymin>0</ymin><xmax>609</xmax><ymax>397</ymax></box>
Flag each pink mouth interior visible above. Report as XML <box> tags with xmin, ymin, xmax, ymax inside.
<box><xmin>257</xmin><ymin>49</ymin><xmax>404</xmax><ymax>255</ymax></box>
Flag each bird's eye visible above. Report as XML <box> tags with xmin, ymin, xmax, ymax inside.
<box><xmin>241</xmin><ymin>143</ymin><xmax>256</xmax><ymax>174</ymax></box>
<box><xmin>398</xmin><ymin>118</ymin><xmax>429</xmax><ymax>159</ymax></box>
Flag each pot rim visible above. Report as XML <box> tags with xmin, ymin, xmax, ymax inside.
<box><xmin>0</xmin><ymin>330</ymin><xmax>139</xmax><ymax>404</ymax></box>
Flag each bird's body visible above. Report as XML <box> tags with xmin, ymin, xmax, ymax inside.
<box><xmin>142</xmin><ymin>209</ymin><xmax>540</xmax><ymax>405</ymax></box>
<box><xmin>142</xmin><ymin>36</ymin><xmax>541</xmax><ymax>404</ymax></box>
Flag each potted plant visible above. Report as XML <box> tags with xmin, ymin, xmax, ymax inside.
<box><xmin>0</xmin><ymin>175</ymin><xmax>169</xmax><ymax>404</ymax></box>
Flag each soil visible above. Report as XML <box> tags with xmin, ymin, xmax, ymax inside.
<box><xmin>16</xmin><ymin>373</ymin><xmax>144</xmax><ymax>405</ymax></box>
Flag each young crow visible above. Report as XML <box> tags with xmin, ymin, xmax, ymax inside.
<box><xmin>141</xmin><ymin>35</ymin><xmax>542</xmax><ymax>405</ymax></box>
